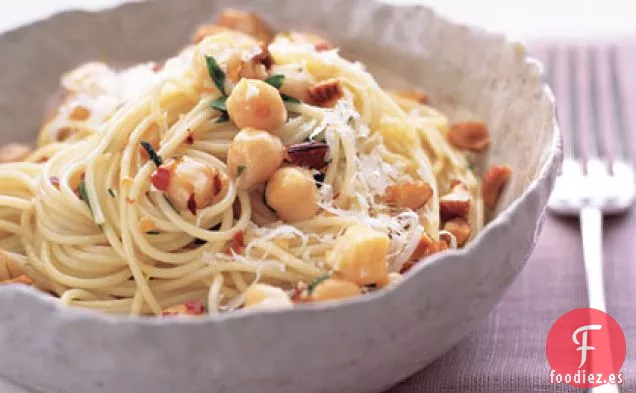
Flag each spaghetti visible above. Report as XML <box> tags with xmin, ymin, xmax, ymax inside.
<box><xmin>0</xmin><ymin>9</ymin><xmax>510</xmax><ymax>316</ymax></box>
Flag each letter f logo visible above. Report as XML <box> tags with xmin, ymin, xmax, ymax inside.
<box><xmin>572</xmin><ymin>324</ymin><xmax>602</xmax><ymax>368</ymax></box>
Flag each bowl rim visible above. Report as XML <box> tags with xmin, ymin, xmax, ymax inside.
<box><xmin>0</xmin><ymin>0</ymin><xmax>563</xmax><ymax>326</ymax></box>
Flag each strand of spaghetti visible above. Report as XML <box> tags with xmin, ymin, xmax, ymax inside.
<box><xmin>59</xmin><ymin>288</ymin><xmax>102</xmax><ymax>304</ymax></box>
<box><xmin>151</xmin><ymin>191</ymin><xmax>250</xmax><ymax>242</ymax></box>
<box><xmin>119</xmin><ymin>164</ymin><xmax>162</xmax><ymax>315</ymax></box>
<box><xmin>0</xmin><ymin>196</ymin><xmax>32</xmax><ymax>210</ymax></box>
<box><xmin>250</xmin><ymin>242</ymin><xmax>324</xmax><ymax>278</ymax></box>
<box><xmin>207</xmin><ymin>273</ymin><xmax>225</xmax><ymax>313</ymax></box>
<box><xmin>151</xmin><ymin>261</ymin><xmax>303</xmax><ymax>293</ymax></box>
<box><xmin>41</xmin><ymin>243</ymin><xmax>131</xmax><ymax>289</ymax></box>
<box><xmin>230</xmin><ymin>271</ymin><xmax>248</xmax><ymax>292</ymax></box>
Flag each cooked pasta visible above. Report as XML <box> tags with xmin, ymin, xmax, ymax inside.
<box><xmin>0</xmin><ymin>9</ymin><xmax>509</xmax><ymax>316</ymax></box>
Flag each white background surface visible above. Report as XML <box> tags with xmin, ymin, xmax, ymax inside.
<box><xmin>0</xmin><ymin>0</ymin><xmax>631</xmax><ymax>392</ymax></box>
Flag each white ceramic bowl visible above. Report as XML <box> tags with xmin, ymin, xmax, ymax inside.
<box><xmin>0</xmin><ymin>1</ymin><xmax>561</xmax><ymax>392</ymax></box>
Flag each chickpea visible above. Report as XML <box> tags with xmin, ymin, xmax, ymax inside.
<box><xmin>226</xmin><ymin>79</ymin><xmax>287</xmax><ymax>133</ymax></box>
<box><xmin>244</xmin><ymin>283</ymin><xmax>292</xmax><ymax>310</ymax></box>
<box><xmin>310</xmin><ymin>278</ymin><xmax>361</xmax><ymax>302</ymax></box>
<box><xmin>265</xmin><ymin>166</ymin><xmax>319</xmax><ymax>222</ymax></box>
<box><xmin>271</xmin><ymin>64</ymin><xmax>315</xmax><ymax>103</ymax></box>
<box><xmin>227</xmin><ymin>128</ymin><xmax>284</xmax><ymax>190</ymax></box>
<box><xmin>154</xmin><ymin>157</ymin><xmax>224</xmax><ymax>214</ymax></box>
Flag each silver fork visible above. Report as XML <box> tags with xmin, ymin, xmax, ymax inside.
<box><xmin>547</xmin><ymin>48</ymin><xmax>635</xmax><ymax>393</ymax></box>
<box><xmin>546</xmin><ymin>47</ymin><xmax>634</xmax><ymax>392</ymax></box>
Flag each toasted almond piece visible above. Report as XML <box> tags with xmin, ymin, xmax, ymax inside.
<box><xmin>69</xmin><ymin>105</ymin><xmax>90</xmax><ymax>121</ymax></box>
<box><xmin>392</xmin><ymin>89</ymin><xmax>429</xmax><ymax>104</ymax></box>
<box><xmin>285</xmin><ymin>141</ymin><xmax>329</xmax><ymax>170</ymax></box>
<box><xmin>483</xmin><ymin>165</ymin><xmax>512</xmax><ymax>209</ymax></box>
<box><xmin>216</xmin><ymin>9</ymin><xmax>273</xmax><ymax>43</ymax></box>
<box><xmin>57</xmin><ymin>127</ymin><xmax>75</xmax><ymax>142</ymax></box>
<box><xmin>439</xmin><ymin>181</ymin><xmax>471</xmax><ymax>221</ymax></box>
<box><xmin>227</xmin><ymin>44</ymin><xmax>271</xmax><ymax>82</ymax></box>
<box><xmin>443</xmin><ymin>218</ymin><xmax>472</xmax><ymax>247</ymax></box>
<box><xmin>447</xmin><ymin>121</ymin><xmax>490</xmax><ymax>152</ymax></box>
<box><xmin>402</xmin><ymin>234</ymin><xmax>448</xmax><ymax>273</ymax></box>
<box><xmin>308</xmin><ymin>78</ymin><xmax>344</xmax><ymax>107</ymax></box>
<box><xmin>192</xmin><ymin>24</ymin><xmax>232</xmax><ymax>43</ymax></box>
<box><xmin>386</xmin><ymin>180</ymin><xmax>433</xmax><ymax>210</ymax></box>
<box><xmin>0</xmin><ymin>143</ymin><xmax>32</xmax><ymax>163</ymax></box>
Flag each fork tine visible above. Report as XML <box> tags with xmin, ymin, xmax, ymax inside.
<box><xmin>567</xmin><ymin>47</ymin><xmax>581</xmax><ymax>158</ymax></box>
<box><xmin>608</xmin><ymin>46</ymin><xmax>629</xmax><ymax>161</ymax></box>
<box><xmin>587</xmin><ymin>47</ymin><xmax>605</xmax><ymax>159</ymax></box>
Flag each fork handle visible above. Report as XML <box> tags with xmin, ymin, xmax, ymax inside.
<box><xmin>580</xmin><ymin>206</ymin><xmax>607</xmax><ymax>312</ymax></box>
<box><xmin>580</xmin><ymin>207</ymin><xmax>620</xmax><ymax>393</ymax></box>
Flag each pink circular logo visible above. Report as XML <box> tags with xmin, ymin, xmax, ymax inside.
<box><xmin>546</xmin><ymin>308</ymin><xmax>626</xmax><ymax>388</ymax></box>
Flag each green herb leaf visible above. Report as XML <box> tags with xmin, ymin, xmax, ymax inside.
<box><xmin>108</xmin><ymin>188</ymin><xmax>117</xmax><ymax>198</ymax></box>
<box><xmin>215</xmin><ymin>112</ymin><xmax>230</xmax><ymax>123</ymax></box>
<box><xmin>264</xmin><ymin>74</ymin><xmax>285</xmax><ymax>89</ymax></box>
<box><xmin>78</xmin><ymin>180</ymin><xmax>92</xmax><ymax>214</ymax></box>
<box><xmin>281</xmin><ymin>93</ymin><xmax>301</xmax><ymax>104</ymax></box>
<box><xmin>140</xmin><ymin>141</ymin><xmax>163</xmax><ymax>167</ymax></box>
<box><xmin>205</xmin><ymin>55</ymin><xmax>227</xmax><ymax>96</ymax></box>
<box><xmin>307</xmin><ymin>273</ymin><xmax>331</xmax><ymax>295</ymax></box>
<box><xmin>468</xmin><ymin>163</ymin><xmax>477</xmax><ymax>172</ymax></box>
<box><xmin>210</xmin><ymin>96</ymin><xmax>228</xmax><ymax>112</ymax></box>
<box><xmin>236</xmin><ymin>165</ymin><xmax>246</xmax><ymax>177</ymax></box>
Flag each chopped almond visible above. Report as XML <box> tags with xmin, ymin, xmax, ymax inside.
<box><xmin>386</xmin><ymin>181</ymin><xmax>433</xmax><ymax>210</ymax></box>
<box><xmin>393</xmin><ymin>89</ymin><xmax>429</xmax><ymax>104</ymax></box>
<box><xmin>439</xmin><ymin>181</ymin><xmax>471</xmax><ymax>221</ymax></box>
<box><xmin>308</xmin><ymin>78</ymin><xmax>344</xmax><ymax>107</ymax></box>
<box><xmin>216</xmin><ymin>9</ymin><xmax>273</xmax><ymax>43</ymax></box>
<box><xmin>192</xmin><ymin>24</ymin><xmax>231</xmax><ymax>43</ymax></box>
<box><xmin>57</xmin><ymin>127</ymin><xmax>74</xmax><ymax>141</ymax></box>
<box><xmin>69</xmin><ymin>105</ymin><xmax>90</xmax><ymax>121</ymax></box>
<box><xmin>0</xmin><ymin>143</ymin><xmax>32</xmax><ymax>163</ymax></box>
<box><xmin>447</xmin><ymin>121</ymin><xmax>490</xmax><ymax>152</ymax></box>
<box><xmin>483</xmin><ymin>165</ymin><xmax>512</xmax><ymax>208</ymax></box>
<box><xmin>443</xmin><ymin>218</ymin><xmax>471</xmax><ymax>247</ymax></box>
<box><xmin>402</xmin><ymin>234</ymin><xmax>448</xmax><ymax>273</ymax></box>
<box><xmin>227</xmin><ymin>44</ymin><xmax>271</xmax><ymax>82</ymax></box>
<box><xmin>285</xmin><ymin>141</ymin><xmax>329</xmax><ymax>169</ymax></box>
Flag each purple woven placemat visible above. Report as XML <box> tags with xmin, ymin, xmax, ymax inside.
<box><xmin>387</xmin><ymin>42</ymin><xmax>636</xmax><ymax>393</ymax></box>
